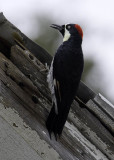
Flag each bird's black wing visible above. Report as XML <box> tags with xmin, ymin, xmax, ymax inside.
<box><xmin>52</xmin><ymin>45</ymin><xmax>83</xmax><ymax>135</ymax></box>
<box><xmin>53</xmin><ymin>45</ymin><xmax>84</xmax><ymax>106</ymax></box>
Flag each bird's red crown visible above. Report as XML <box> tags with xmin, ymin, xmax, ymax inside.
<box><xmin>75</xmin><ymin>24</ymin><xmax>83</xmax><ymax>39</ymax></box>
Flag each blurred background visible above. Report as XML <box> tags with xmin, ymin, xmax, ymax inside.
<box><xmin>0</xmin><ymin>0</ymin><xmax>114</xmax><ymax>104</ymax></box>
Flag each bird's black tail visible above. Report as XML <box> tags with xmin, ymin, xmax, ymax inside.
<box><xmin>46</xmin><ymin>105</ymin><xmax>57</xmax><ymax>138</ymax></box>
<box><xmin>46</xmin><ymin>103</ymin><xmax>70</xmax><ymax>139</ymax></box>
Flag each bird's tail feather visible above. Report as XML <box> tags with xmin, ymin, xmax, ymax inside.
<box><xmin>53</xmin><ymin>106</ymin><xmax>70</xmax><ymax>136</ymax></box>
<box><xmin>46</xmin><ymin>104</ymin><xmax>56</xmax><ymax>137</ymax></box>
<box><xmin>46</xmin><ymin>103</ymin><xmax>70</xmax><ymax>139</ymax></box>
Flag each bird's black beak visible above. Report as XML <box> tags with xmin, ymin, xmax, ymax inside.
<box><xmin>50</xmin><ymin>24</ymin><xmax>63</xmax><ymax>31</ymax></box>
<box><xmin>50</xmin><ymin>24</ymin><xmax>64</xmax><ymax>36</ymax></box>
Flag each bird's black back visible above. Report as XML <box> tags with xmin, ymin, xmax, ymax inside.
<box><xmin>53</xmin><ymin>38</ymin><xmax>84</xmax><ymax>106</ymax></box>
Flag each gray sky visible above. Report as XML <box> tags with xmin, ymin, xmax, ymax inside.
<box><xmin>1</xmin><ymin>0</ymin><xmax>114</xmax><ymax>103</ymax></box>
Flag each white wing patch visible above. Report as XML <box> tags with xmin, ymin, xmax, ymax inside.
<box><xmin>47</xmin><ymin>59</ymin><xmax>58</xmax><ymax>114</ymax></box>
<box><xmin>54</xmin><ymin>80</ymin><xmax>61</xmax><ymax>102</ymax></box>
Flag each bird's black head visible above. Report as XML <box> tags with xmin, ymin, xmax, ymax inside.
<box><xmin>50</xmin><ymin>23</ymin><xmax>83</xmax><ymax>42</ymax></box>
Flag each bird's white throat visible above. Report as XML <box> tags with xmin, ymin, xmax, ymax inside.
<box><xmin>63</xmin><ymin>28</ymin><xmax>71</xmax><ymax>42</ymax></box>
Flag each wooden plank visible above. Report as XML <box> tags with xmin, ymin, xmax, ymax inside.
<box><xmin>0</xmin><ymin>12</ymin><xmax>52</xmax><ymax>64</ymax></box>
<box><xmin>0</xmin><ymin>57</ymin><xmax>87</xmax><ymax>159</ymax></box>
<box><xmin>0</xmin><ymin>52</ymin><xmax>51</xmax><ymax>121</ymax></box>
<box><xmin>69</xmin><ymin>101</ymin><xmax>114</xmax><ymax>160</ymax></box>
<box><xmin>0</xmin><ymin>115</ymin><xmax>43</xmax><ymax>160</ymax></box>
<box><xmin>76</xmin><ymin>81</ymin><xmax>96</xmax><ymax>103</ymax></box>
<box><xmin>0</xmin><ymin>80</ymin><xmax>87</xmax><ymax>160</ymax></box>
<box><xmin>86</xmin><ymin>98</ymin><xmax>114</xmax><ymax>135</ymax></box>
<box><xmin>94</xmin><ymin>94</ymin><xmax>114</xmax><ymax>121</ymax></box>
<box><xmin>0</xmin><ymin>83</ymin><xmax>64</xmax><ymax>160</ymax></box>
<box><xmin>11</xmin><ymin>45</ymin><xmax>51</xmax><ymax>102</ymax></box>
<box><xmin>0</xmin><ymin>52</ymin><xmax>43</xmax><ymax>100</ymax></box>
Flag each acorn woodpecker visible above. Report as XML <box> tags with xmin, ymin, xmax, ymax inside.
<box><xmin>46</xmin><ymin>23</ymin><xmax>84</xmax><ymax>139</ymax></box>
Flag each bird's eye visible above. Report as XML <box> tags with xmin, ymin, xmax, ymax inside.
<box><xmin>66</xmin><ymin>25</ymin><xmax>71</xmax><ymax>30</ymax></box>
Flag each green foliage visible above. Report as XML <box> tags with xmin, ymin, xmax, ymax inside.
<box><xmin>82</xmin><ymin>58</ymin><xmax>94</xmax><ymax>82</ymax></box>
<box><xmin>34</xmin><ymin>16</ymin><xmax>61</xmax><ymax>56</ymax></box>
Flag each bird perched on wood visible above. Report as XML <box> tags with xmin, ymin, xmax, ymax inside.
<box><xmin>46</xmin><ymin>23</ymin><xmax>84</xmax><ymax>139</ymax></box>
